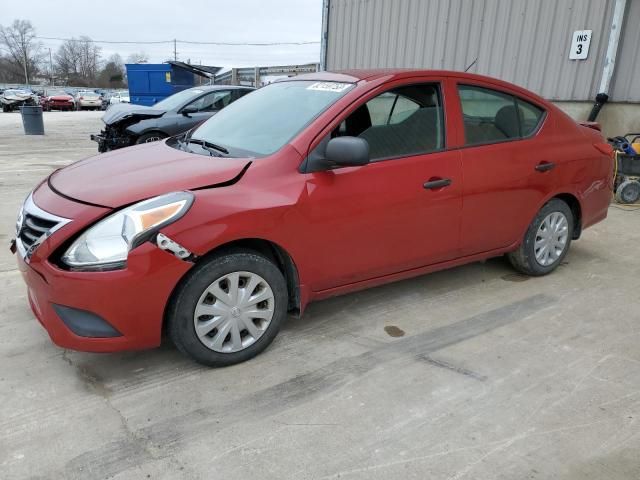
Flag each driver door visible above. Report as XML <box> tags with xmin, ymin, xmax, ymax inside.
<box><xmin>301</xmin><ymin>81</ymin><xmax>463</xmax><ymax>291</ymax></box>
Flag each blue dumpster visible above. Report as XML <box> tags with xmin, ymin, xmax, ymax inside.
<box><xmin>126</xmin><ymin>62</ymin><xmax>222</xmax><ymax>106</ymax></box>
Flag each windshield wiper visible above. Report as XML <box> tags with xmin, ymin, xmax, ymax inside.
<box><xmin>188</xmin><ymin>138</ymin><xmax>229</xmax><ymax>155</ymax></box>
<box><xmin>175</xmin><ymin>131</ymin><xmax>230</xmax><ymax>157</ymax></box>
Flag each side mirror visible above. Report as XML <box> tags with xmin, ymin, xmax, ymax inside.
<box><xmin>325</xmin><ymin>136</ymin><xmax>370</xmax><ymax>168</ymax></box>
<box><xmin>181</xmin><ymin>106</ymin><xmax>198</xmax><ymax>117</ymax></box>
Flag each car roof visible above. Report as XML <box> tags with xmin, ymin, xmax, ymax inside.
<box><xmin>288</xmin><ymin>69</ymin><xmax>548</xmax><ymax>105</ymax></box>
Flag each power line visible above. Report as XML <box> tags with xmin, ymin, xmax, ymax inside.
<box><xmin>37</xmin><ymin>36</ymin><xmax>172</xmax><ymax>44</ymax></box>
<box><xmin>35</xmin><ymin>36</ymin><xmax>319</xmax><ymax>46</ymax></box>
<box><xmin>178</xmin><ymin>40</ymin><xmax>319</xmax><ymax>46</ymax></box>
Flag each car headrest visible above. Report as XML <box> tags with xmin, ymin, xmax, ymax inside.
<box><xmin>494</xmin><ymin>105</ymin><xmax>521</xmax><ymax>138</ymax></box>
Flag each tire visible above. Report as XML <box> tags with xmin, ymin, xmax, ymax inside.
<box><xmin>167</xmin><ymin>250</ymin><xmax>288</xmax><ymax>367</ymax></box>
<box><xmin>615</xmin><ymin>179</ymin><xmax>640</xmax><ymax>204</ymax></box>
<box><xmin>507</xmin><ymin>198</ymin><xmax>574</xmax><ymax>276</ymax></box>
<box><xmin>136</xmin><ymin>132</ymin><xmax>167</xmax><ymax>144</ymax></box>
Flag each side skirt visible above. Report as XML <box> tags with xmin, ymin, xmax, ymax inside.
<box><xmin>307</xmin><ymin>242</ymin><xmax>519</xmax><ymax>304</ymax></box>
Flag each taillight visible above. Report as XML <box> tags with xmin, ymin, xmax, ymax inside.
<box><xmin>79</xmin><ymin>96</ymin><xmax>84</xmax><ymax>100</ymax></box>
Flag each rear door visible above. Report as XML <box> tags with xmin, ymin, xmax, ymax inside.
<box><xmin>453</xmin><ymin>82</ymin><xmax>553</xmax><ymax>255</ymax></box>
<box><xmin>301</xmin><ymin>79</ymin><xmax>463</xmax><ymax>291</ymax></box>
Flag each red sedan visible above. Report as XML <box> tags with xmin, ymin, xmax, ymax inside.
<box><xmin>12</xmin><ymin>70</ymin><xmax>613</xmax><ymax>366</ymax></box>
<box><xmin>43</xmin><ymin>89</ymin><xmax>76</xmax><ymax>111</ymax></box>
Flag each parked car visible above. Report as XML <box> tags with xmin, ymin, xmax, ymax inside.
<box><xmin>43</xmin><ymin>89</ymin><xmax>76</xmax><ymax>111</ymax></box>
<box><xmin>108</xmin><ymin>91</ymin><xmax>130</xmax><ymax>105</ymax></box>
<box><xmin>100</xmin><ymin>93</ymin><xmax>111</xmax><ymax>110</ymax></box>
<box><xmin>75</xmin><ymin>90</ymin><xmax>102</xmax><ymax>110</ymax></box>
<box><xmin>12</xmin><ymin>70</ymin><xmax>613</xmax><ymax>366</ymax></box>
<box><xmin>1</xmin><ymin>89</ymin><xmax>37</xmax><ymax>112</ymax></box>
<box><xmin>90</xmin><ymin>85</ymin><xmax>254</xmax><ymax>152</ymax></box>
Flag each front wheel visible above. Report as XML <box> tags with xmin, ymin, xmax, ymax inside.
<box><xmin>507</xmin><ymin>198</ymin><xmax>574</xmax><ymax>276</ymax></box>
<box><xmin>167</xmin><ymin>250</ymin><xmax>288</xmax><ymax>366</ymax></box>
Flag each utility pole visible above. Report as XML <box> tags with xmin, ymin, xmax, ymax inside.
<box><xmin>49</xmin><ymin>48</ymin><xmax>54</xmax><ymax>86</ymax></box>
<box><xmin>173</xmin><ymin>39</ymin><xmax>177</xmax><ymax>61</ymax></box>
<box><xmin>23</xmin><ymin>48</ymin><xmax>29</xmax><ymax>85</ymax></box>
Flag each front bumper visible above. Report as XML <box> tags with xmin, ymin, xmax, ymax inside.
<box><xmin>13</xmin><ymin>184</ymin><xmax>193</xmax><ymax>352</ymax></box>
<box><xmin>90</xmin><ymin>131</ymin><xmax>131</xmax><ymax>152</ymax></box>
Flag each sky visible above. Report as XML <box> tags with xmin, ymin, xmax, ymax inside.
<box><xmin>10</xmin><ymin>0</ymin><xmax>323</xmax><ymax>70</ymax></box>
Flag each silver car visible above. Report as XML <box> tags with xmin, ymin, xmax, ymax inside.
<box><xmin>90</xmin><ymin>85</ymin><xmax>254</xmax><ymax>152</ymax></box>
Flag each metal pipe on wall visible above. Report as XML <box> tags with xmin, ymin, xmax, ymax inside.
<box><xmin>598</xmin><ymin>0</ymin><xmax>628</xmax><ymax>95</ymax></box>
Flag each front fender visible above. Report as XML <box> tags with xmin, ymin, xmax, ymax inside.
<box><xmin>125</xmin><ymin>118</ymin><xmax>161</xmax><ymax>136</ymax></box>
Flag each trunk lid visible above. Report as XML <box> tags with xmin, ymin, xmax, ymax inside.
<box><xmin>49</xmin><ymin>141</ymin><xmax>251</xmax><ymax>208</ymax></box>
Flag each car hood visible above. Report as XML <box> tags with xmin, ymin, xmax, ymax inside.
<box><xmin>49</xmin><ymin>95</ymin><xmax>73</xmax><ymax>101</ymax></box>
<box><xmin>103</xmin><ymin>103</ymin><xmax>165</xmax><ymax>125</ymax></box>
<box><xmin>2</xmin><ymin>91</ymin><xmax>33</xmax><ymax>101</ymax></box>
<box><xmin>48</xmin><ymin>141</ymin><xmax>251</xmax><ymax>208</ymax></box>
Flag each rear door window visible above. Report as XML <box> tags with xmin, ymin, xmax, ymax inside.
<box><xmin>458</xmin><ymin>85</ymin><xmax>545</xmax><ymax>145</ymax></box>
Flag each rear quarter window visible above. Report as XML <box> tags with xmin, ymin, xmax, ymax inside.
<box><xmin>517</xmin><ymin>99</ymin><xmax>545</xmax><ymax>137</ymax></box>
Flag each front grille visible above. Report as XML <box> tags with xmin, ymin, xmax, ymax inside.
<box><xmin>16</xmin><ymin>194</ymin><xmax>71</xmax><ymax>261</ymax></box>
<box><xmin>19</xmin><ymin>213</ymin><xmax>59</xmax><ymax>251</ymax></box>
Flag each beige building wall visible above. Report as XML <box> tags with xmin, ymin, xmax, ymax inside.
<box><xmin>554</xmin><ymin>102</ymin><xmax>640</xmax><ymax>138</ymax></box>
<box><xmin>324</xmin><ymin>0</ymin><xmax>640</xmax><ymax>136</ymax></box>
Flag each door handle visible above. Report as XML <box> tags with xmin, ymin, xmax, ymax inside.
<box><xmin>535</xmin><ymin>162</ymin><xmax>556</xmax><ymax>172</ymax></box>
<box><xmin>423</xmin><ymin>178</ymin><xmax>452</xmax><ymax>190</ymax></box>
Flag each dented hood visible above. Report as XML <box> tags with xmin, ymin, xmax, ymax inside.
<box><xmin>1</xmin><ymin>90</ymin><xmax>34</xmax><ymax>103</ymax></box>
<box><xmin>49</xmin><ymin>141</ymin><xmax>251</xmax><ymax>208</ymax></box>
<box><xmin>102</xmin><ymin>103</ymin><xmax>165</xmax><ymax>126</ymax></box>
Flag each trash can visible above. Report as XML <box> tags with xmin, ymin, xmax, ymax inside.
<box><xmin>20</xmin><ymin>105</ymin><xmax>45</xmax><ymax>135</ymax></box>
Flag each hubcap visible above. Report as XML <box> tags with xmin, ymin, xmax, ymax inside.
<box><xmin>534</xmin><ymin>212</ymin><xmax>569</xmax><ymax>266</ymax></box>
<box><xmin>193</xmin><ymin>271</ymin><xmax>275</xmax><ymax>353</ymax></box>
<box><xmin>145</xmin><ymin>136</ymin><xmax>160</xmax><ymax>142</ymax></box>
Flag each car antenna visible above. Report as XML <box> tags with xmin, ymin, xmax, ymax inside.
<box><xmin>464</xmin><ymin>57</ymin><xmax>478</xmax><ymax>72</ymax></box>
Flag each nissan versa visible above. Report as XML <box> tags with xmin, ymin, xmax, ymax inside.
<box><xmin>11</xmin><ymin>70</ymin><xmax>613</xmax><ymax>366</ymax></box>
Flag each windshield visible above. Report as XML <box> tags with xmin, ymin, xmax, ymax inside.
<box><xmin>153</xmin><ymin>88</ymin><xmax>203</xmax><ymax>110</ymax></box>
<box><xmin>191</xmin><ymin>80</ymin><xmax>354</xmax><ymax>156</ymax></box>
<box><xmin>47</xmin><ymin>90</ymin><xmax>67</xmax><ymax>96</ymax></box>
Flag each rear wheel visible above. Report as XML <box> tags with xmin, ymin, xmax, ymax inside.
<box><xmin>167</xmin><ymin>250</ymin><xmax>288</xmax><ymax>366</ymax></box>
<box><xmin>507</xmin><ymin>198</ymin><xmax>573</xmax><ymax>276</ymax></box>
<box><xmin>136</xmin><ymin>132</ymin><xmax>167</xmax><ymax>144</ymax></box>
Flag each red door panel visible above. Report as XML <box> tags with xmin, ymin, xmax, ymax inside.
<box><xmin>459</xmin><ymin>138</ymin><xmax>558</xmax><ymax>254</ymax></box>
<box><xmin>450</xmin><ymin>80</ymin><xmax>559</xmax><ymax>255</ymax></box>
<box><xmin>301</xmin><ymin>150</ymin><xmax>462</xmax><ymax>291</ymax></box>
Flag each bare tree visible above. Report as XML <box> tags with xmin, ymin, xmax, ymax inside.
<box><xmin>126</xmin><ymin>51</ymin><xmax>149</xmax><ymax>64</ymax></box>
<box><xmin>0</xmin><ymin>19</ymin><xmax>43</xmax><ymax>83</ymax></box>
<box><xmin>54</xmin><ymin>36</ymin><xmax>101</xmax><ymax>85</ymax></box>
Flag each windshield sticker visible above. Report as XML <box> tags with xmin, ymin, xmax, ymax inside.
<box><xmin>306</xmin><ymin>82</ymin><xmax>351</xmax><ymax>93</ymax></box>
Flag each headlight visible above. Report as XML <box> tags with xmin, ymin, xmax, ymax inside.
<box><xmin>16</xmin><ymin>203</ymin><xmax>24</xmax><ymax>236</ymax></box>
<box><xmin>62</xmin><ymin>191</ymin><xmax>193</xmax><ymax>269</ymax></box>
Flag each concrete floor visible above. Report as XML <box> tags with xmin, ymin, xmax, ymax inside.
<box><xmin>1</xmin><ymin>111</ymin><xmax>639</xmax><ymax>480</ymax></box>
